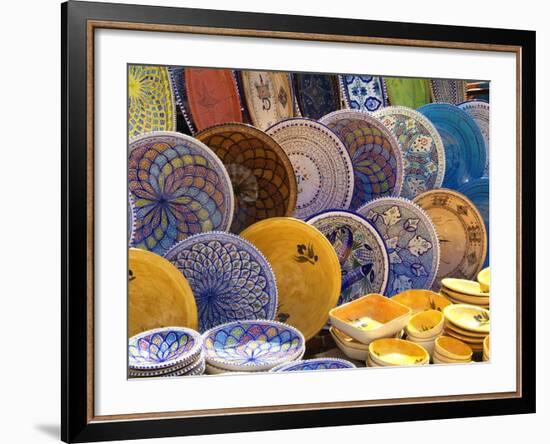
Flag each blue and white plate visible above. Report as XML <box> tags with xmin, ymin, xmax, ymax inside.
<box><xmin>357</xmin><ymin>197</ymin><xmax>440</xmax><ymax>296</ymax></box>
<box><xmin>339</xmin><ymin>75</ymin><xmax>387</xmax><ymax>112</ymax></box>
<box><xmin>306</xmin><ymin>210</ymin><xmax>389</xmax><ymax>305</ymax></box>
<box><xmin>164</xmin><ymin>232</ymin><xmax>278</xmax><ymax>332</ymax></box>
<box><xmin>292</xmin><ymin>73</ymin><xmax>340</xmax><ymax>120</ymax></box>
<box><xmin>417</xmin><ymin>103</ymin><xmax>486</xmax><ymax>189</ymax></box>
<box><xmin>458</xmin><ymin>100</ymin><xmax>490</xmax><ymax>175</ymax></box>
<box><xmin>270</xmin><ymin>358</ymin><xmax>356</xmax><ymax>372</ymax></box>
<box><xmin>202</xmin><ymin>320</ymin><xmax>305</xmax><ymax>371</ymax></box>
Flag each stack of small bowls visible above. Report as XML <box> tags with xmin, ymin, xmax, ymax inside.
<box><xmin>329</xmin><ymin>326</ymin><xmax>404</xmax><ymax>362</ymax></box>
<box><xmin>433</xmin><ymin>335</ymin><xmax>473</xmax><ymax>364</ymax></box>
<box><xmin>367</xmin><ymin>338</ymin><xmax>429</xmax><ymax>367</ymax></box>
<box><xmin>483</xmin><ymin>335</ymin><xmax>490</xmax><ymax>362</ymax></box>
<box><xmin>128</xmin><ymin>327</ymin><xmax>205</xmax><ymax>378</ymax></box>
<box><xmin>443</xmin><ymin>304</ymin><xmax>490</xmax><ymax>356</ymax></box>
<box><xmin>405</xmin><ymin>309</ymin><xmax>444</xmax><ymax>359</ymax></box>
<box><xmin>439</xmin><ymin>277</ymin><xmax>489</xmax><ymax>309</ymax></box>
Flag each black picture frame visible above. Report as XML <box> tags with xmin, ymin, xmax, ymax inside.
<box><xmin>62</xmin><ymin>1</ymin><xmax>536</xmax><ymax>442</ymax></box>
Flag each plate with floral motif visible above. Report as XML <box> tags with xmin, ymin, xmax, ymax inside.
<box><xmin>292</xmin><ymin>73</ymin><xmax>341</xmax><ymax>120</ymax></box>
<box><xmin>357</xmin><ymin>197</ymin><xmax>440</xmax><ymax>296</ymax></box>
<box><xmin>339</xmin><ymin>75</ymin><xmax>387</xmax><ymax>112</ymax></box>
<box><xmin>270</xmin><ymin>358</ymin><xmax>355</xmax><ymax>372</ymax></box>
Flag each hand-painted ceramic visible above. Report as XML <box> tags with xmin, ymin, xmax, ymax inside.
<box><xmin>128</xmin><ymin>132</ymin><xmax>234</xmax><ymax>256</ymax></box>
<box><xmin>430</xmin><ymin>79</ymin><xmax>467</xmax><ymax>104</ymax></box>
<box><xmin>128</xmin><ymin>65</ymin><xmax>176</xmax><ymax>139</ymax></box>
<box><xmin>441</xmin><ymin>278</ymin><xmax>488</xmax><ymax>297</ymax></box>
<box><xmin>384</xmin><ymin>78</ymin><xmax>431</xmax><ymax>108</ymax></box>
<box><xmin>392</xmin><ymin>289</ymin><xmax>452</xmax><ymax>314</ymax></box>
<box><xmin>266</xmin><ymin>118</ymin><xmax>354</xmax><ymax>219</ymax></box>
<box><xmin>196</xmin><ymin>123</ymin><xmax>297</xmax><ymax>233</ymax></box>
<box><xmin>240</xmin><ymin>217</ymin><xmax>342</xmax><ymax>340</ymax></box>
<box><xmin>477</xmin><ymin>267</ymin><xmax>490</xmax><ymax>292</ymax></box>
<box><xmin>417</xmin><ymin>103</ymin><xmax>486</xmax><ymax>189</ymax></box>
<box><xmin>164</xmin><ymin>232</ymin><xmax>278</xmax><ymax>332</ymax></box>
<box><xmin>339</xmin><ymin>75</ymin><xmax>387</xmax><ymax>112</ymax></box>
<box><xmin>458</xmin><ymin>101</ymin><xmax>490</xmax><ymax>175</ymax></box>
<box><xmin>184</xmin><ymin>68</ymin><xmax>243</xmax><ymax>131</ymax></box>
<box><xmin>202</xmin><ymin>320</ymin><xmax>305</xmax><ymax>371</ymax></box>
<box><xmin>413</xmin><ymin>189</ymin><xmax>487</xmax><ymax>285</ymax></box>
<box><xmin>168</xmin><ymin>66</ymin><xmax>197</xmax><ymax>134</ymax></box>
<box><xmin>319</xmin><ymin>110</ymin><xmax>403</xmax><ymax>209</ymax></box>
<box><xmin>369</xmin><ymin>338</ymin><xmax>429</xmax><ymax>366</ymax></box>
<box><xmin>374</xmin><ymin>106</ymin><xmax>445</xmax><ymax>199</ymax></box>
<box><xmin>443</xmin><ymin>304</ymin><xmax>490</xmax><ymax>334</ymax></box>
<box><xmin>270</xmin><ymin>358</ymin><xmax>355</xmax><ymax>372</ymax></box>
<box><xmin>128</xmin><ymin>352</ymin><xmax>204</xmax><ymax>377</ymax></box>
<box><xmin>128</xmin><ymin>327</ymin><xmax>203</xmax><ymax>370</ymax></box>
<box><xmin>292</xmin><ymin>73</ymin><xmax>341</xmax><ymax>120</ymax></box>
<box><xmin>128</xmin><ymin>193</ymin><xmax>136</xmax><ymax>246</ymax></box>
<box><xmin>128</xmin><ymin>248</ymin><xmax>198</xmax><ymax>337</ymax></box>
<box><xmin>306</xmin><ymin>210</ymin><xmax>389</xmax><ymax>305</ymax></box>
<box><xmin>456</xmin><ymin>177</ymin><xmax>489</xmax><ymax>267</ymax></box>
<box><xmin>240</xmin><ymin>71</ymin><xmax>295</xmax><ymax>130</ymax></box>
<box><xmin>357</xmin><ymin>197</ymin><xmax>440</xmax><ymax>296</ymax></box>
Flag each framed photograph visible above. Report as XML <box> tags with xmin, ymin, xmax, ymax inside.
<box><xmin>62</xmin><ymin>1</ymin><xmax>535</xmax><ymax>442</ymax></box>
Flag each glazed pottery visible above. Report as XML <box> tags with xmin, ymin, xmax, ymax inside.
<box><xmin>440</xmin><ymin>289</ymin><xmax>490</xmax><ymax>307</ymax></box>
<box><xmin>330</xmin><ymin>327</ymin><xmax>369</xmax><ymax>361</ymax></box>
<box><xmin>441</xmin><ymin>278</ymin><xmax>489</xmax><ymax>297</ymax></box>
<box><xmin>339</xmin><ymin>75</ymin><xmax>387</xmax><ymax>112</ymax></box>
<box><xmin>458</xmin><ymin>101</ymin><xmax>490</xmax><ymax>175</ymax></box>
<box><xmin>406</xmin><ymin>309</ymin><xmax>444</xmax><ymax>339</ymax></box>
<box><xmin>293</xmin><ymin>73</ymin><xmax>340</xmax><ymax>119</ymax></box>
<box><xmin>483</xmin><ymin>335</ymin><xmax>490</xmax><ymax>361</ymax></box>
<box><xmin>128</xmin><ymin>193</ymin><xmax>136</xmax><ymax>246</ymax></box>
<box><xmin>168</xmin><ymin>66</ymin><xmax>196</xmax><ymax>133</ymax></box>
<box><xmin>129</xmin><ymin>352</ymin><xmax>204</xmax><ymax>377</ymax></box>
<box><xmin>477</xmin><ymin>267</ymin><xmax>490</xmax><ymax>293</ymax></box>
<box><xmin>384</xmin><ymin>78</ymin><xmax>431</xmax><ymax>108</ymax></box>
<box><xmin>434</xmin><ymin>335</ymin><xmax>473</xmax><ymax>361</ymax></box>
<box><xmin>444</xmin><ymin>304</ymin><xmax>490</xmax><ymax>334</ymax></box>
<box><xmin>270</xmin><ymin>358</ymin><xmax>356</xmax><ymax>372</ymax></box>
<box><xmin>368</xmin><ymin>338</ymin><xmax>429</xmax><ymax>366</ymax></box>
<box><xmin>430</xmin><ymin>79</ymin><xmax>467</xmax><ymax>104</ymax></box>
<box><xmin>391</xmin><ymin>289</ymin><xmax>452</xmax><ymax>314</ymax></box>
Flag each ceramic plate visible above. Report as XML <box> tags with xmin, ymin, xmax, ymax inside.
<box><xmin>128</xmin><ymin>193</ymin><xmax>136</xmax><ymax>246</ymax></box>
<box><xmin>458</xmin><ymin>100</ymin><xmax>490</xmax><ymax>175</ymax></box>
<box><xmin>240</xmin><ymin>217</ymin><xmax>341</xmax><ymax>340</ymax></box>
<box><xmin>196</xmin><ymin>123</ymin><xmax>297</xmax><ymax>233</ymax></box>
<box><xmin>417</xmin><ymin>103</ymin><xmax>486</xmax><ymax>189</ymax></box>
<box><xmin>128</xmin><ymin>248</ymin><xmax>198</xmax><ymax>337</ymax></box>
<box><xmin>184</xmin><ymin>68</ymin><xmax>243</xmax><ymax>131</ymax></box>
<box><xmin>319</xmin><ymin>110</ymin><xmax>403</xmax><ymax>209</ymax></box>
<box><xmin>202</xmin><ymin>320</ymin><xmax>305</xmax><ymax>371</ymax></box>
<box><xmin>270</xmin><ymin>358</ymin><xmax>356</xmax><ymax>372</ymax></box>
<box><xmin>168</xmin><ymin>66</ymin><xmax>197</xmax><ymax>134</ymax></box>
<box><xmin>369</xmin><ymin>338</ymin><xmax>429</xmax><ymax>366</ymax></box>
<box><xmin>413</xmin><ymin>189</ymin><xmax>487</xmax><ymax>285</ymax></box>
<box><xmin>128</xmin><ymin>131</ymin><xmax>234</xmax><ymax>256</ymax></box>
<box><xmin>339</xmin><ymin>75</ymin><xmax>387</xmax><ymax>112</ymax></box>
<box><xmin>292</xmin><ymin>73</ymin><xmax>340</xmax><ymax>120</ymax></box>
<box><xmin>457</xmin><ymin>177</ymin><xmax>489</xmax><ymax>267</ymax></box>
<box><xmin>430</xmin><ymin>79</ymin><xmax>467</xmax><ymax>104</ymax></box>
<box><xmin>240</xmin><ymin>71</ymin><xmax>295</xmax><ymax>130</ymax></box>
<box><xmin>374</xmin><ymin>106</ymin><xmax>446</xmax><ymax>199</ymax></box>
<box><xmin>443</xmin><ymin>304</ymin><xmax>490</xmax><ymax>334</ymax></box>
<box><xmin>164</xmin><ymin>232</ymin><xmax>278</xmax><ymax>332</ymax></box>
<box><xmin>128</xmin><ymin>65</ymin><xmax>176</xmax><ymax>138</ymax></box>
<box><xmin>128</xmin><ymin>352</ymin><xmax>204</xmax><ymax>377</ymax></box>
<box><xmin>441</xmin><ymin>278</ymin><xmax>488</xmax><ymax>297</ymax></box>
<box><xmin>384</xmin><ymin>78</ymin><xmax>431</xmax><ymax>108</ymax></box>
<box><xmin>306</xmin><ymin>210</ymin><xmax>389</xmax><ymax>305</ymax></box>
<box><xmin>266</xmin><ymin>118</ymin><xmax>354</xmax><ymax>219</ymax></box>
<box><xmin>357</xmin><ymin>197</ymin><xmax>440</xmax><ymax>296</ymax></box>
<box><xmin>391</xmin><ymin>289</ymin><xmax>452</xmax><ymax>314</ymax></box>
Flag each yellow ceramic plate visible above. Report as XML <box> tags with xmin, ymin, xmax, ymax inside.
<box><xmin>441</xmin><ymin>278</ymin><xmax>489</xmax><ymax>297</ymax></box>
<box><xmin>444</xmin><ymin>320</ymin><xmax>487</xmax><ymax>338</ymax></box>
<box><xmin>128</xmin><ymin>248</ymin><xmax>198</xmax><ymax>337</ymax></box>
<box><xmin>240</xmin><ymin>217</ymin><xmax>341</xmax><ymax>340</ymax></box>
<box><xmin>435</xmin><ymin>335</ymin><xmax>473</xmax><ymax>361</ymax></box>
<box><xmin>477</xmin><ymin>267</ymin><xmax>490</xmax><ymax>292</ymax></box>
<box><xmin>392</xmin><ymin>289</ymin><xmax>452</xmax><ymax>314</ymax></box>
<box><xmin>406</xmin><ymin>309</ymin><xmax>444</xmax><ymax>339</ymax></box>
<box><xmin>483</xmin><ymin>335</ymin><xmax>490</xmax><ymax>357</ymax></box>
<box><xmin>444</xmin><ymin>304</ymin><xmax>490</xmax><ymax>334</ymax></box>
<box><xmin>440</xmin><ymin>289</ymin><xmax>490</xmax><ymax>306</ymax></box>
<box><xmin>369</xmin><ymin>338</ymin><xmax>429</xmax><ymax>366</ymax></box>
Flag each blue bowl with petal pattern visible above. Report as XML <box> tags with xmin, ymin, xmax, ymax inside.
<box><xmin>270</xmin><ymin>358</ymin><xmax>356</xmax><ymax>372</ymax></box>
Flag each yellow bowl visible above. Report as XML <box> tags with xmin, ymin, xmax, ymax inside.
<box><xmin>240</xmin><ymin>217</ymin><xmax>341</xmax><ymax>340</ymax></box>
<box><xmin>330</xmin><ymin>327</ymin><xmax>369</xmax><ymax>351</ymax></box>
<box><xmin>433</xmin><ymin>350</ymin><xmax>471</xmax><ymax>364</ymax></box>
<box><xmin>483</xmin><ymin>335</ymin><xmax>490</xmax><ymax>357</ymax></box>
<box><xmin>392</xmin><ymin>289</ymin><xmax>452</xmax><ymax>314</ymax></box>
<box><xmin>406</xmin><ymin>309</ymin><xmax>444</xmax><ymax>339</ymax></box>
<box><xmin>435</xmin><ymin>335</ymin><xmax>473</xmax><ymax>361</ymax></box>
<box><xmin>443</xmin><ymin>304</ymin><xmax>490</xmax><ymax>334</ymax></box>
<box><xmin>128</xmin><ymin>248</ymin><xmax>198</xmax><ymax>337</ymax></box>
<box><xmin>368</xmin><ymin>338</ymin><xmax>429</xmax><ymax>366</ymax></box>
<box><xmin>330</xmin><ymin>328</ymin><xmax>369</xmax><ymax>361</ymax></box>
<box><xmin>477</xmin><ymin>268</ymin><xmax>490</xmax><ymax>292</ymax></box>
<box><xmin>441</xmin><ymin>278</ymin><xmax>489</xmax><ymax>298</ymax></box>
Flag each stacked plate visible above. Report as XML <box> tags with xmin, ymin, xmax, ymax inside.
<box><xmin>202</xmin><ymin>320</ymin><xmax>305</xmax><ymax>374</ymax></box>
<box><xmin>443</xmin><ymin>304</ymin><xmax>490</xmax><ymax>354</ymax></box>
<box><xmin>367</xmin><ymin>338</ymin><xmax>429</xmax><ymax>367</ymax></box>
<box><xmin>330</xmin><ymin>326</ymin><xmax>404</xmax><ymax>361</ymax></box>
<box><xmin>128</xmin><ymin>327</ymin><xmax>205</xmax><ymax>378</ymax></box>
<box><xmin>483</xmin><ymin>335</ymin><xmax>490</xmax><ymax>362</ymax></box>
<box><xmin>440</xmin><ymin>278</ymin><xmax>489</xmax><ymax>309</ymax></box>
<box><xmin>433</xmin><ymin>336</ymin><xmax>472</xmax><ymax>364</ymax></box>
<box><xmin>405</xmin><ymin>309</ymin><xmax>444</xmax><ymax>358</ymax></box>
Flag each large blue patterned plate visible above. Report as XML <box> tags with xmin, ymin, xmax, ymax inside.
<box><xmin>374</xmin><ymin>106</ymin><xmax>445</xmax><ymax>199</ymax></box>
<box><xmin>357</xmin><ymin>197</ymin><xmax>440</xmax><ymax>296</ymax></box>
<box><xmin>128</xmin><ymin>327</ymin><xmax>203</xmax><ymax>371</ymax></box>
<box><xmin>292</xmin><ymin>73</ymin><xmax>341</xmax><ymax>120</ymax></box>
<box><xmin>164</xmin><ymin>232</ymin><xmax>278</xmax><ymax>332</ymax></box>
<box><xmin>457</xmin><ymin>100</ymin><xmax>490</xmax><ymax>175</ymax></box>
<box><xmin>128</xmin><ymin>132</ymin><xmax>234</xmax><ymax>256</ymax></box>
<box><xmin>270</xmin><ymin>358</ymin><xmax>356</xmax><ymax>372</ymax></box>
<box><xmin>339</xmin><ymin>75</ymin><xmax>387</xmax><ymax>112</ymax></box>
<box><xmin>417</xmin><ymin>103</ymin><xmax>486</xmax><ymax>189</ymax></box>
<box><xmin>319</xmin><ymin>110</ymin><xmax>403</xmax><ymax>210</ymax></box>
<box><xmin>306</xmin><ymin>210</ymin><xmax>389</xmax><ymax>305</ymax></box>
<box><xmin>202</xmin><ymin>320</ymin><xmax>305</xmax><ymax>371</ymax></box>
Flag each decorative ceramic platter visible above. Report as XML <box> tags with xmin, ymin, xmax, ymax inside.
<box><xmin>184</xmin><ymin>68</ymin><xmax>243</xmax><ymax>131</ymax></box>
<box><xmin>196</xmin><ymin>123</ymin><xmax>297</xmax><ymax>233</ymax></box>
<box><xmin>384</xmin><ymin>78</ymin><xmax>431</xmax><ymax>108</ymax></box>
<box><xmin>168</xmin><ymin>66</ymin><xmax>197</xmax><ymax>133</ymax></box>
<box><xmin>202</xmin><ymin>320</ymin><xmax>305</xmax><ymax>371</ymax></box>
<box><xmin>458</xmin><ymin>100</ymin><xmax>490</xmax><ymax>175</ymax></box>
<box><xmin>357</xmin><ymin>197</ymin><xmax>440</xmax><ymax>296</ymax></box>
<box><xmin>339</xmin><ymin>75</ymin><xmax>387</xmax><ymax>112</ymax></box>
<box><xmin>128</xmin><ymin>132</ymin><xmax>234</xmax><ymax>256</ymax></box>
<box><xmin>413</xmin><ymin>189</ymin><xmax>487</xmax><ymax>285</ymax></box>
<box><xmin>443</xmin><ymin>304</ymin><xmax>490</xmax><ymax>334</ymax></box>
<box><xmin>270</xmin><ymin>358</ymin><xmax>356</xmax><ymax>372</ymax></box>
<box><xmin>430</xmin><ymin>79</ymin><xmax>467</xmax><ymax>104</ymax></box>
<box><xmin>417</xmin><ymin>103</ymin><xmax>486</xmax><ymax>189</ymax></box>
<box><xmin>128</xmin><ymin>248</ymin><xmax>198</xmax><ymax>337</ymax></box>
<box><xmin>292</xmin><ymin>73</ymin><xmax>341</xmax><ymax>120</ymax></box>
<box><xmin>306</xmin><ymin>210</ymin><xmax>389</xmax><ymax>305</ymax></box>
<box><xmin>240</xmin><ymin>71</ymin><xmax>295</xmax><ymax>130</ymax></box>
<box><xmin>164</xmin><ymin>232</ymin><xmax>278</xmax><ymax>332</ymax></box>
<box><xmin>128</xmin><ymin>65</ymin><xmax>176</xmax><ymax>138</ymax></box>
<box><xmin>319</xmin><ymin>110</ymin><xmax>403</xmax><ymax>210</ymax></box>
<box><xmin>240</xmin><ymin>217</ymin><xmax>341</xmax><ymax>340</ymax></box>
<box><xmin>129</xmin><ymin>352</ymin><xmax>205</xmax><ymax>377</ymax></box>
<box><xmin>128</xmin><ymin>193</ymin><xmax>136</xmax><ymax>246</ymax></box>
<box><xmin>266</xmin><ymin>118</ymin><xmax>354</xmax><ymax>219</ymax></box>
<box><xmin>374</xmin><ymin>106</ymin><xmax>446</xmax><ymax>199</ymax></box>
<box><xmin>128</xmin><ymin>327</ymin><xmax>203</xmax><ymax>370</ymax></box>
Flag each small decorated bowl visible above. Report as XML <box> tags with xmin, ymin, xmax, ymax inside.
<box><xmin>434</xmin><ymin>335</ymin><xmax>473</xmax><ymax>362</ymax></box>
<box><xmin>270</xmin><ymin>358</ymin><xmax>356</xmax><ymax>372</ymax></box>
<box><xmin>202</xmin><ymin>320</ymin><xmax>305</xmax><ymax>371</ymax></box>
<box><xmin>128</xmin><ymin>327</ymin><xmax>203</xmax><ymax>371</ymax></box>
<box><xmin>477</xmin><ymin>267</ymin><xmax>490</xmax><ymax>293</ymax></box>
<box><xmin>368</xmin><ymin>338</ymin><xmax>429</xmax><ymax>366</ymax></box>
<box><xmin>406</xmin><ymin>309</ymin><xmax>444</xmax><ymax>340</ymax></box>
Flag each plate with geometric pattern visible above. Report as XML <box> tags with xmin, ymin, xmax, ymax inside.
<box><xmin>339</xmin><ymin>75</ymin><xmax>387</xmax><ymax>112</ymax></box>
<box><xmin>292</xmin><ymin>73</ymin><xmax>341</xmax><ymax>120</ymax></box>
<box><xmin>458</xmin><ymin>100</ymin><xmax>490</xmax><ymax>175</ymax></box>
<box><xmin>430</xmin><ymin>79</ymin><xmax>467</xmax><ymax>104</ymax></box>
